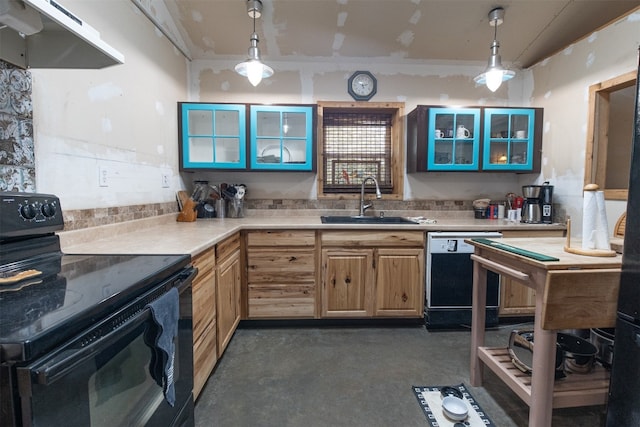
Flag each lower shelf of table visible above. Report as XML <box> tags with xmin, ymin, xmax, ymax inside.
<box><xmin>478</xmin><ymin>346</ymin><xmax>610</xmax><ymax>408</ymax></box>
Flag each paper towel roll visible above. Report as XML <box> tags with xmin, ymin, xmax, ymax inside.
<box><xmin>582</xmin><ymin>189</ymin><xmax>610</xmax><ymax>250</ymax></box>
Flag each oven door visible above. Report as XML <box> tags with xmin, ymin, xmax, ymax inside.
<box><xmin>15</xmin><ymin>270</ymin><xmax>194</xmax><ymax>427</ymax></box>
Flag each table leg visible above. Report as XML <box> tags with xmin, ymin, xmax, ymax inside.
<box><xmin>470</xmin><ymin>260</ymin><xmax>487</xmax><ymax>387</ymax></box>
<box><xmin>528</xmin><ymin>288</ymin><xmax>557</xmax><ymax>427</ymax></box>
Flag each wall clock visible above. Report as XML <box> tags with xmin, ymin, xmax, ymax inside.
<box><xmin>348</xmin><ymin>71</ymin><xmax>377</xmax><ymax>101</ymax></box>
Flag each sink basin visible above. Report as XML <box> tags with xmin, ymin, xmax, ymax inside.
<box><xmin>320</xmin><ymin>216</ymin><xmax>418</xmax><ymax>224</ymax></box>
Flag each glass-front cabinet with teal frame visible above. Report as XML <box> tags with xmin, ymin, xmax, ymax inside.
<box><xmin>179</xmin><ymin>103</ymin><xmax>247</xmax><ymax>170</ymax></box>
<box><xmin>482</xmin><ymin>108</ymin><xmax>540</xmax><ymax>171</ymax></box>
<box><xmin>407</xmin><ymin>105</ymin><xmax>542</xmax><ymax>173</ymax></box>
<box><xmin>427</xmin><ymin>107</ymin><xmax>481</xmax><ymax>171</ymax></box>
<box><xmin>249</xmin><ymin>105</ymin><xmax>315</xmax><ymax>171</ymax></box>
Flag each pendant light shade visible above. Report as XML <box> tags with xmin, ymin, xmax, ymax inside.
<box><xmin>235</xmin><ymin>0</ymin><xmax>273</xmax><ymax>87</ymax></box>
<box><xmin>474</xmin><ymin>7</ymin><xmax>515</xmax><ymax>92</ymax></box>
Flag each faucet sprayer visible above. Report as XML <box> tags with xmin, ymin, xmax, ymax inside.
<box><xmin>359</xmin><ymin>176</ymin><xmax>382</xmax><ymax>216</ymax></box>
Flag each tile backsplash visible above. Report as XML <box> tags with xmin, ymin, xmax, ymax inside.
<box><xmin>61</xmin><ymin>198</ymin><xmax>476</xmax><ymax>230</ymax></box>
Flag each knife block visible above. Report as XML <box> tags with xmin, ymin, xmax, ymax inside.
<box><xmin>177</xmin><ymin>198</ymin><xmax>197</xmax><ymax>222</ymax></box>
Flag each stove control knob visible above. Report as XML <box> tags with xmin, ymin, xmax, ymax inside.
<box><xmin>41</xmin><ymin>202</ymin><xmax>57</xmax><ymax>217</ymax></box>
<box><xmin>20</xmin><ymin>204</ymin><xmax>37</xmax><ymax>220</ymax></box>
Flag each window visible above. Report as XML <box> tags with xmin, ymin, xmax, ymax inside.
<box><xmin>317</xmin><ymin>102</ymin><xmax>404</xmax><ymax>199</ymax></box>
<box><xmin>585</xmin><ymin>70</ymin><xmax>637</xmax><ymax>200</ymax></box>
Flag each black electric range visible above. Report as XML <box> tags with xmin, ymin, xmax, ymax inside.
<box><xmin>0</xmin><ymin>192</ymin><xmax>190</xmax><ymax>363</ymax></box>
<box><xmin>0</xmin><ymin>191</ymin><xmax>195</xmax><ymax>427</ymax></box>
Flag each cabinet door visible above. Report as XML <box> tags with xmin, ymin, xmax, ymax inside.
<box><xmin>427</xmin><ymin>108</ymin><xmax>481</xmax><ymax>171</ymax></box>
<box><xmin>191</xmin><ymin>248</ymin><xmax>217</xmax><ymax>399</ymax></box>
<box><xmin>249</xmin><ymin>105</ymin><xmax>315</xmax><ymax>171</ymax></box>
<box><xmin>216</xmin><ymin>249</ymin><xmax>241</xmax><ymax>357</ymax></box>
<box><xmin>321</xmin><ymin>249</ymin><xmax>374</xmax><ymax>317</ymax></box>
<box><xmin>374</xmin><ymin>248</ymin><xmax>424</xmax><ymax>317</ymax></box>
<box><xmin>179</xmin><ymin>103</ymin><xmax>247</xmax><ymax>170</ymax></box>
<box><xmin>482</xmin><ymin>108</ymin><xmax>537</xmax><ymax>171</ymax></box>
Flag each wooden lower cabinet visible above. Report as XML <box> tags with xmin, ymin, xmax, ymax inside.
<box><xmin>498</xmin><ymin>229</ymin><xmax>566</xmax><ymax>317</ymax></box>
<box><xmin>190</xmin><ymin>247</ymin><xmax>217</xmax><ymax>399</ymax></box>
<box><xmin>322</xmin><ymin>249</ymin><xmax>374</xmax><ymax>317</ymax></box>
<box><xmin>375</xmin><ymin>248</ymin><xmax>425</xmax><ymax>317</ymax></box>
<box><xmin>216</xmin><ymin>235</ymin><xmax>241</xmax><ymax>357</ymax></box>
<box><xmin>246</xmin><ymin>230</ymin><xmax>317</xmax><ymax>318</ymax></box>
<box><xmin>320</xmin><ymin>231</ymin><xmax>425</xmax><ymax>319</ymax></box>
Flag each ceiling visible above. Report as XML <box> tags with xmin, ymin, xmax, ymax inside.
<box><xmin>161</xmin><ymin>0</ymin><xmax>640</xmax><ymax>70</ymax></box>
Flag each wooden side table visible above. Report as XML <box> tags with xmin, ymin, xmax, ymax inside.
<box><xmin>467</xmin><ymin>237</ymin><xmax>621</xmax><ymax>427</ymax></box>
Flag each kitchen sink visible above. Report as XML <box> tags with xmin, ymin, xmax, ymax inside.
<box><xmin>320</xmin><ymin>215</ymin><xmax>418</xmax><ymax>224</ymax></box>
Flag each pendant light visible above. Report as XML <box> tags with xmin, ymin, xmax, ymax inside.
<box><xmin>474</xmin><ymin>7</ymin><xmax>515</xmax><ymax>92</ymax></box>
<box><xmin>235</xmin><ymin>0</ymin><xmax>273</xmax><ymax>87</ymax></box>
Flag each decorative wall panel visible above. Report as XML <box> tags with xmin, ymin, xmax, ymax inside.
<box><xmin>0</xmin><ymin>60</ymin><xmax>35</xmax><ymax>191</ymax></box>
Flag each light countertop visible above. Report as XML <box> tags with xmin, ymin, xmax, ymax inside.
<box><xmin>59</xmin><ymin>213</ymin><xmax>567</xmax><ymax>257</ymax></box>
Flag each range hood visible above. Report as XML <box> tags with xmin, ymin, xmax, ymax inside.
<box><xmin>0</xmin><ymin>0</ymin><xmax>124</xmax><ymax>69</ymax></box>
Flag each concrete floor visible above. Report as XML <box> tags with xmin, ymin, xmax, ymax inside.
<box><xmin>194</xmin><ymin>322</ymin><xmax>606</xmax><ymax>426</ymax></box>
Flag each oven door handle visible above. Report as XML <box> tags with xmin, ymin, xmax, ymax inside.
<box><xmin>177</xmin><ymin>266</ymin><xmax>197</xmax><ymax>293</ymax></box>
<box><xmin>27</xmin><ymin>308</ymin><xmax>154</xmax><ymax>386</ymax></box>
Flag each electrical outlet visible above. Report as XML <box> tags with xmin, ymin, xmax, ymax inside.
<box><xmin>99</xmin><ymin>167</ymin><xmax>108</xmax><ymax>187</ymax></box>
<box><xmin>161</xmin><ymin>173</ymin><xmax>170</xmax><ymax>188</ymax></box>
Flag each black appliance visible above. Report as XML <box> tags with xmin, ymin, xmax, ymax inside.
<box><xmin>606</xmin><ymin>48</ymin><xmax>640</xmax><ymax>426</ymax></box>
<box><xmin>425</xmin><ymin>232</ymin><xmax>501</xmax><ymax>329</ymax></box>
<box><xmin>0</xmin><ymin>191</ymin><xmax>196</xmax><ymax>427</ymax></box>
<box><xmin>540</xmin><ymin>181</ymin><xmax>554</xmax><ymax>224</ymax></box>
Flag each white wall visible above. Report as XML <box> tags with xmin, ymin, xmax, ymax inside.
<box><xmin>27</xmin><ymin>1</ymin><xmax>637</xmax><ymax>237</ymax></box>
<box><xmin>528</xmin><ymin>12</ymin><xmax>639</xmax><ymax>235</ymax></box>
<box><xmin>31</xmin><ymin>0</ymin><xmax>189</xmax><ymax>210</ymax></box>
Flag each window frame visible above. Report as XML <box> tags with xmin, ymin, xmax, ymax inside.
<box><xmin>316</xmin><ymin>101</ymin><xmax>405</xmax><ymax>200</ymax></box>
<box><xmin>584</xmin><ymin>70</ymin><xmax>637</xmax><ymax>200</ymax></box>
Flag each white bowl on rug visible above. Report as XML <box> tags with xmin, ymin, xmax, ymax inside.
<box><xmin>442</xmin><ymin>396</ymin><xmax>469</xmax><ymax>421</ymax></box>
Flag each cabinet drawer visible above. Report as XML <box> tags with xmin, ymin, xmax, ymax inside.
<box><xmin>321</xmin><ymin>231</ymin><xmax>424</xmax><ymax>247</ymax></box>
<box><xmin>248</xmin><ymin>283</ymin><xmax>316</xmax><ymax>318</ymax></box>
<box><xmin>247</xmin><ymin>230</ymin><xmax>316</xmax><ymax>247</ymax></box>
<box><xmin>192</xmin><ymin>267</ymin><xmax>216</xmax><ymax>340</ymax></box>
<box><xmin>193</xmin><ymin>321</ymin><xmax>217</xmax><ymax>399</ymax></box>
<box><xmin>216</xmin><ymin>233</ymin><xmax>240</xmax><ymax>262</ymax></box>
<box><xmin>247</xmin><ymin>249</ymin><xmax>315</xmax><ymax>282</ymax></box>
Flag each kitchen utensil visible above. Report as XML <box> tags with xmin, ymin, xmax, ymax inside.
<box><xmin>509</xmin><ymin>330</ymin><xmax>597</xmax><ymax>378</ymax></box>
<box><xmin>176</xmin><ymin>190</ymin><xmax>190</xmax><ymax>211</ymax></box>
<box><xmin>441</xmin><ymin>396</ymin><xmax>468</xmax><ymax>421</ymax></box>
<box><xmin>215</xmin><ymin>199</ymin><xmax>226</xmax><ymax>218</ymax></box>
<box><xmin>558</xmin><ymin>332</ymin><xmax>597</xmax><ymax>374</ymax></box>
<box><xmin>590</xmin><ymin>327</ymin><xmax>615</xmax><ymax>368</ymax></box>
<box><xmin>509</xmin><ymin>330</ymin><xmax>565</xmax><ymax>378</ymax></box>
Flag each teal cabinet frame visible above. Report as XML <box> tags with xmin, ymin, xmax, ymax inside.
<box><xmin>407</xmin><ymin>105</ymin><xmax>542</xmax><ymax>173</ymax></box>
<box><xmin>249</xmin><ymin>105</ymin><xmax>315</xmax><ymax>171</ymax></box>
<box><xmin>179</xmin><ymin>103</ymin><xmax>247</xmax><ymax>170</ymax></box>
<box><xmin>427</xmin><ymin>107</ymin><xmax>481</xmax><ymax>171</ymax></box>
<box><xmin>482</xmin><ymin>108</ymin><xmax>537</xmax><ymax>171</ymax></box>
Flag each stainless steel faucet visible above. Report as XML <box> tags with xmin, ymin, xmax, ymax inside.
<box><xmin>359</xmin><ymin>175</ymin><xmax>382</xmax><ymax>216</ymax></box>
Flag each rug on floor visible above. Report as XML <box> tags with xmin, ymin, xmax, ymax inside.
<box><xmin>412</xmin><ymin>383</ymin><xmax>496</xmax><ymax>427</ymax></box>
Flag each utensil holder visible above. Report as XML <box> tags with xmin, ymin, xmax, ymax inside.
<box><xmin>215</xmin><ymin>199</ymin><xmax>226</xmax><ymax>218</ymax></box>
<box><xmin>227</xmin><ymin>198</ymin><xmax>244</xmax><ymax>218</ymax></box>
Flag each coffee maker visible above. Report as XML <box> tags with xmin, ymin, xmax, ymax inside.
<box><xmin>540</xmin><ymin>181</ymin><xmax>554</xmax><ymax>223</ymax></box>
<box><xmin>521</xmin><ymin>185</ymin><xmax>542</xmax><ymax>223</ymax></box>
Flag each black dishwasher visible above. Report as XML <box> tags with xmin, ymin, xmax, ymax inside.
<box><xmin>425</xmin><ymin>232</ymin><xmax>501</xmax><ymax>329</ymax></box>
